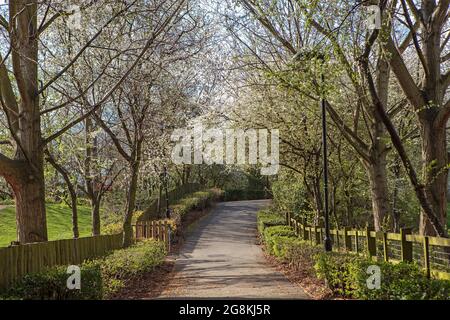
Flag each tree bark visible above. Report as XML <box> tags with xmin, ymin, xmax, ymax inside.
<box><xmin>91</xmin><ymin>199</ymin><xmax>101</xmax><ymax>236</ymax></box>
<box><xmin>419</xmin><ymin>117</ymin><xmax>448</xmax><ymax>236</ymax></box>
<box><xmin>13</xmin><ymin>174</ymin><xmax>47</xmax><ymax>243</ymax></box>
<box><xmin>122</xmin><ymin>140</ymin><xmax>142</xmax><ymax>247</ymax></box>
<box><xmin>9</xmin><ymin>0</ymin><xmax>47</xmax><ymax>244</ymax></box>
<box><xmin>85</xmin><ymin>117</ymin><xmax>101</xmax><ymax>236</ymax></box>
<box><xmin>123</xmin><ymin>160</ymin><xmax>140</xmax><ymax>247</ymax></box>
<box><xmin>365</xmin><ymin>154</ymin><xmax>390</xmax><ymax>231</ymax></box>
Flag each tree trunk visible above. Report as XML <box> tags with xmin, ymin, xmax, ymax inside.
<box><xmin>13</xmin><ymin>174</ymin><xmax>48</xmax><ymax>243</ymax></box>
<box><xmin>91</xmin><ymin>199</ymin><xmax>101</xmax><ymax>236</ymax></box>
<box><xmin>69</xmin><ymin>188</ymin><xmax>79</xmax><ymax>239</ymax></box>
<box><xmin>9</xmin><ymin>1</ymin><xmax>47</xmax><ymax>244</ymax></box>
<box><xmin>419</xmin><ymin>118</ymin><xmax>448</xmax><ymax>236</ymax></box>
<box><xmin>365</xmin><ymin>156</ymin><xmax>390</xmax><ymax>231</ymax></box>
<box><xmin>123</xmin><ymin>160</ymin><xmax>140</xmax><ymax>247</ymax></box>
<box><xmin>84</xmin><ymin>117</ymin><xmax>102</xmax><ymax>236</ymax></box>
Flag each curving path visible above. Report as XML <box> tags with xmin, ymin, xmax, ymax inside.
<box><xmin>158</xmin><ymin>200</ymin><xmax>309</xmax><ymax>299</ymax></box>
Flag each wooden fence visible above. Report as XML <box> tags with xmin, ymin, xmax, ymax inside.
<box><xmin>286</xmin><ymin>213</ymin><xmax>450</xmax><ymax>280</ymax></box>
<box><xmin>133</xmin><ymin>220</ymin><xmax>171</xmax><ymax>252</ymax></box>
<box><xmin>0</xmin><ymin>233</ymin><xmax>123</xmax><ymax>290</ymax></box>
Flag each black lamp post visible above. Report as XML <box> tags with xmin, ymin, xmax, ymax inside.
<box><xmin>293</xmin><ymin>49</ymin><xmax>332</xmax><ymax>252</ymax></box>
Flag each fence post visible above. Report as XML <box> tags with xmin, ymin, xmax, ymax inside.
<box><xmin>302</xmin><ymin>217</ymin><xmax>308</xmax><ymax>241</ymax></box>
<box><xmin>382</xmin><ymin>232</ymin><xmax>389</xmax><ymax>262</ymax></box>
<box><xmin>150</xmin><ymin>221</ymin><xmax>155</xmax><ymax>239</ymax></box>
<box><xmin>423</xmin><ymin>236</ymin><xmax>431</xmax><ymax>278</ymax></box>
<box><xmin>366</xmin><ymin>227</ymin><xmax>376</xmax><ymax>258</ymax></box>
<box><xmin>135</xmin><ymin>223</ymin><xmax>139</xmax><ymax>240</ymax></box>
<box><xmin>344</xmin><ymin>227</ymin><xmax>352</xmax><ymax>252</ymax></box>
<box><xmin>400</xmin><ymin>228</ymin><xmax>413</xmax><ymax>262</ymax></box>
<box><xmin>285</xmin><ymin>212</ymin><xmax>290</xmax><ymax>226</ymax></box>
<box><xmin>314</xmin><ymin>226</ymin><xmax>321</xmax><ymax>245</ymax></box>
<box><xmin>354</xmin><ymin>230</ymin><xmax>359</xmax><ymax>254</ymax></box>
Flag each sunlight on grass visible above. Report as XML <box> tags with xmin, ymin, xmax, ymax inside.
<box><xmin>0</xmin><ymin>204</ymin><xmax>92</xmax><ymax>247</ymax></box>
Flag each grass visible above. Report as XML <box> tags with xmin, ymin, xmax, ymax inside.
<box><xmin>0</xmin><ymin>203</ymin><xmax>92</xmax><ymax>248</ymax></box>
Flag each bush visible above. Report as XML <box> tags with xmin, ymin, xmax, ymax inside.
<box><xmin>100</xmin><ymin>239</ymin><xmax>166</xmax><ymax>297</ymax></box>
<box><xmin>102</xmin><ymin>222</ymin><xmax>123</xmax><ymax>235</ymax></box>
<box><xmin>223</xmin><ymin>189</ymin><xmax>270</xmax><ymax>201</ymax></box>
<box><xmin>258</xmin><ymin>215</ymin><xmax>322</xmax><ymax>275</ymax></box>
<box><xmin>1</xmin><ymin>239</ymin><xmax>166</xmax><ymax>300</ymax></box>
<box><xmin>257</xmin><ymin>209</ymin><xmax>450</xmax><ymax>300</ymax></box>
<box><xmin>257</xmin><ymin>209</ymin><xmax>285</xmax><ymax>234</ymax></box>
<box><xmin>314</xmin><ymin>252</ymin><xmax>450</xmax><ymax>300</ymax></box>
<box><xmin>1</xmin><ymin>263</ymin><xmax>102</xmax><ymax>300</ymax></box>
<box><xmin>171</xmin><ymin>189</ymin><xmax>221</xmax><ymax>217</ymax></box>
<box><xmin>262</xmin><ymin>225</ymin><xmax>296</xmax><ymax>255</ymax></box>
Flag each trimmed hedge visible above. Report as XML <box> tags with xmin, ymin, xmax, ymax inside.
<box><xmin>1</xmin><ymin>263</ymin><xmax>102</xmax><ymax>300</ymax></box>
<box><xmin>257</xmin><ymin>208</ymin><xmax>450</xmax><ymax>300</ymax></box>
<box><xmin>100</xmin><ymin>239</ymin><xmax>166</xmax><ymax>297</ymax></box>
<box><xmin>0</xmin><ymin>239</ymin><xmax>166</xmax><ymax>300</ymax></box>
<box><xmin>314</xmin><ymin>252</ymin><xmax>450</xmax><ymax>300</ymax></box>
<box><xmin>171</xmin><ymin>188</ymin><xmax>223</xmax><ymax>217</ymax></box>
<box><xmin>223</xmin><ymin>189</ymin><xmax>270</xmax><ymax>201</ymax></box>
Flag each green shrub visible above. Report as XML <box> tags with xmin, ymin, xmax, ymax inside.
<box><xmin>1</xmin><ymin>239</ymin><xmax>166</xmax><ymax>300</ymax></box>
<box><xmin>100</xmin><ymin>239</ymin><xmax>166</xmax><ymax>297</ymax></box>
<box><xmin>262</xmin><ymin>225</ymin><xmax>296</xmax><ymax>255</ymax></box>
<box><xmin>314</xmin><ymin>252</ymin><xmax>450</xmax><ymax>300</ymax></box>
<box><xmin>171</xmin><ymin>188</ymin><xmax>221</xmax><ymax>217</ymax></box>
<box><xmin>223</xmin><ymin>189</ymin><xmax>270</xmax><ymax>201</ymax></box>
<box><xmin>257</xmin><ymin>209</ymin><xmax>285</xmax><ymax>234</ymax></box>
<box><xmin>102</xmin><ymin>222</ymin><xmax>123</xmax><ymax>235</ymax></box>
<box><xmin>1</xmin><ymin>263</ymin><xmax>102</xmax><ymax>300</ymax></box>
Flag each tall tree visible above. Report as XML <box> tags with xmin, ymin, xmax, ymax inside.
<box><xmin>0</xmin><ymin>0</ymin><xmax>187</xmax><ymax>243</ymax></box>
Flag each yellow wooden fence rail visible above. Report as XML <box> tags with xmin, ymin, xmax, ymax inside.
<box><xmin>285</xmin><ymin>213</ymin><xmax>450</xmax><ymax>281</ymax></box>
<box><xmin>0</xmin><ymin>233</ymin><xmax>123</xmax><ymax>291</ymax></box>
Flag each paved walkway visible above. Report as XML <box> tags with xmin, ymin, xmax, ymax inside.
<box><xmin>158</xmin><ymin>200</ymin><xmax>309</xmax><ymax>299</ymax></box>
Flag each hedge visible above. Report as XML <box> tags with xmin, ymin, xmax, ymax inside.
<box><xmin>256</xmin><ymin>209</ymin><xmax>285</xmax><ymax>234</ymax></box>
<box><xmin>223</xmin><ymin>189</ymin><xmax>270</xmax><ymax>201</ymax></box>
<box><xmin>314</xmin><ymin>252</ymin><xmax>450</xmax><ymax>300</ymax></box>
<box><xmin>171</xmin><ymin>188</ymin><xmax>223</xmax><ymax>217</ymax></box>
<box><xmin>257</xmin><ymin>209</ymin><xmax>450</xmax><ymax>300</ymax></box>
<box><xmin>1</xmin><ymin>239</ymin><xmax>166</xmax><ymax>300</ymax></box>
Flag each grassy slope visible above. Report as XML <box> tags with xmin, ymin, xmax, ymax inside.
<box><xmin>0</xmin><ymin>204</ymin><xmax>92</xmax><ymax>247</ymax></box>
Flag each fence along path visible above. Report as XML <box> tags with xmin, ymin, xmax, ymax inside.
<box><xmin>0</xmin><ymin>233</ymin><xmax>123</xmax><ymax>290</ymax></box>
<box><xmin>0</xmin><ymin>218</ymin><xmax>172</xmax><ymax>292</ymax></box>
<box><xmin>286</xmin><ymin>213</ymin><xmax>450</xmax><ymax>280</ymax></box>
<box><xmin>133</xmin><ymin>220</ymin><xmax>171</xmax><ymax>251</ymax></box>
